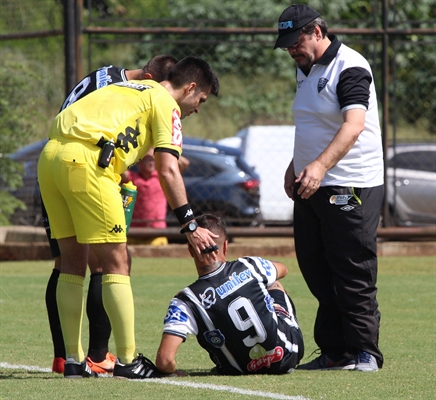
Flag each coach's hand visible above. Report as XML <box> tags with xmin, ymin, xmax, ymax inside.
<box><xmin>186</xmin><ymin>227</ymin><xmax>219</xmax><ymax>262</ymax></box>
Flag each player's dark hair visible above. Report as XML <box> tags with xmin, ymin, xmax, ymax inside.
<box><xmin>167</xmin><ymin>56</ymin><xmax>219</xmax><ymax>97</ymax></box>
<box><xmin>302</xmin><ymin>17</ymin><xmax>328</xmax><ymax>38</ymax></box>
<box><xmin>196</xmin><ymin>214</ymin><xmax>227</xmax><ymax>239</ymax></box>
<box><xmin>143</xmin><ymin>55</ymin><xmax>178</xmax><ymax>82</ymax></box>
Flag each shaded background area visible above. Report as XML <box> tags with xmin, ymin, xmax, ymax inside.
<box><xmin>1</xmin><ymin>0</ymin><xmax>435</xmax><ymax>229</ymax></box>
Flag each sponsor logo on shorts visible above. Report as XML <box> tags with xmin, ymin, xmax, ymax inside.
<box><xmin>215</xmin><ymin>269</ymin><xmax>252</xmax><ymax>299</ymax></box>
<box><xmin>109</xmin><ymin>224</ymin><xmax>124</xmax><ymax>233</ymax></box>
<box><xmin>329</xmin><ymin>195</ymin><xmax>352</xmax><ymax>205</ymax></box>
<box><xmin>273</xmin><ymin>303</ymin><xmax>290</xmax><ymax>318</ymax></box>
<box><xmin>247</xmin><ymin>345</ymin><xmax>284</xmax><ymax>372</ymax></box>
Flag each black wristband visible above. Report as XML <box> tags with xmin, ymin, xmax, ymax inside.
<box><xmin>173</xmin><ymin>204</ymin><xmax>194</xmax><ymax>225</ymax></box>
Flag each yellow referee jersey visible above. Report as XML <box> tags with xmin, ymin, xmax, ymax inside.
<box><xmin>48</xmin><ymin>79</ymin><xmax>183</xmax><ymax>174</ymax></box>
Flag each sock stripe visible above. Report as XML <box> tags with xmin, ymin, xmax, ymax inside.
<box><xmin>59</xmin><ymin>273</ymin><xmax>85</xmax><ymax>286</ymax></box>
<box><xmin>102</xmin><ymin>274</ymin><xmax>130</xmax><ymax>285</ymax></box>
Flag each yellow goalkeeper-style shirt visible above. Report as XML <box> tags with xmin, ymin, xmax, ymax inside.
<box><xmin>48</xmin><ymin>79</ymin><xmax>183</xmax><ymax>174</ymax></box>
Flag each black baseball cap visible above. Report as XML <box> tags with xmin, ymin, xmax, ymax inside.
<box><xmin>274</xmin><ymin>4</ymin><xmax>320</xmax><ymax>49</ymax></box>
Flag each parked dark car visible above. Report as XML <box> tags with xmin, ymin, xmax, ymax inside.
<box><xmin>7</xmin><ymin>139</ymin><xmax>47</xmax><ymax>226</ymax></box>
<box><xmin>386</xmin><ymin>142</ymin><xmax>436</xmax><ymax>226</ymax></box>
<box><xmin>170</xmin><ymin>143</ymin><xmax>261</xmax><ymax>226</ymax></box>
<box><xmin>6</xmin><ymin>138</ymin><xmax>261</xmax><ymax>227</ymax></box>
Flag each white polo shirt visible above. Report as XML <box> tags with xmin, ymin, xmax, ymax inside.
<box><xmin>292</xmin><ymin>35</ymin><xmax>384</xmax><ymax>187</ymax></box>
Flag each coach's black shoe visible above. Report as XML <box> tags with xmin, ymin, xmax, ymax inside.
<box><xmin>297</xmin><ymin>351</ymin><xmax>355</xmax><ymax>371</ymax></box>
<box><xmin>113</xmin><ymin>353</ymin><xmax>167</xmax><ymax>379</ymax></box>
<box><xmin>64</xmin><ymin>358</ymin><xmax>98</xmax><ymax>378</ymax></box>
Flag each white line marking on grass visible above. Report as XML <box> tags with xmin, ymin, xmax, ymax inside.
<box><xmin>138</xmin><ymin>378</ymin><xmax>310</xmax><ymax>400</ymax></box>
<box><xmin>0</xmin><ymin>362</ymin><xmax>111</xmax><ymax>377</ymax></box>
<box><xmin>0</xmin><ymin>362</ymin><xmax>310</xmax><ymax>400</ymax></box>
<box><xmin>0</xmin><ymin>362</ymin><xmax>52</xmax><ymax>373</ymax></box>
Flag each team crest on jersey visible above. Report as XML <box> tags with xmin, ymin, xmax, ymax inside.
<box><xmin>164</xmin><ymin>305</ymin><xmax>188</xmax><ymax>324</ymax></box>
<box><xmin>171</xmin><ymin>109</ymin><xmax>183</xmax><ymax>146</ymax></box>
<box><xmin>318</xmin><ymin>77</ymin><xmax>329</xmax><ymax>93</ymax></box>
<box><xmin>204</xmin><ymin>329</ymin><xmax>225</xmax><ymax>348</ymax></box>
<box><xmin>216</xmin><ymin>269</ymin><xmax>252</xmax><ymax>299</ymax></box>
<box><xmin>199</xmin><ymin>287</ymin><xmax>216</xmax><ymax>309</ymax></box>
<box><xmin>247</xmin><ymin>345</ymin><xmax>284</xmax><ymax>372</ymax></box>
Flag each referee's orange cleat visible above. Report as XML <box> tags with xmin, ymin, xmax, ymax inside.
<box><xmin>86</xmin><ymin>352</ymin><xmax>116</xmax><ymax>374</ymax></box>
<box><xmin>52</xmin><ymin>357</ymin><xmax>66</xmax><ymax>374</ymax></box>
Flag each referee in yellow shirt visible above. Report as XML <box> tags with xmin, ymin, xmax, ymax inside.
<box><xmin>38</xmin><ymin>56</ymin><xmax>220</xmax><ymax>379</ymax></box>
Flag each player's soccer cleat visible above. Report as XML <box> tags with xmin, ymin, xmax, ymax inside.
<box><xmin>297</xmin><ymin>352</ymin><xmax>355</xmax><ymax>370</ymax></box>
<box><xmin>64</xmin><ymin>358</ymin><xmax>98</xmax><ymax>378</ymax></box>
<box><xmin>354</xmin><ymin>351</ymin><xmax>379</xmax><ymax>372</ymax></box>
<box><xmin>52</xmin><ymin>357</ymin><xmax>66</xmax><ymax>374</ymax></box>
<box><xmin>113</xmin><ymin>353</ymin><xmax>166</xmax><ymax>379</ymax></box>
<box><xmin>86</xmin><ymin>352</ymin><xmax>116</xmax><ymax>374</ymax></box>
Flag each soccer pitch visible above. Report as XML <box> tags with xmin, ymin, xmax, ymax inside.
<box><xmin>0</xmin><ymin>256</ymin><xmax>434</xmax><ymax>399</ymax></box>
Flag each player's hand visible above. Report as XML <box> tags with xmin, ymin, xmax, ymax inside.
<box><xmin>295</xmin><ymin>160</ymin><xmax>326</xmax><ymax>199</ymax></box>
<box><xmin>186</xmin><ymin>226</ymin><xmax>219</xmax><ymax>262</ymax></box>
<box><xmin>284</xmin><ymin>160</ymin><xmax>296</xmax><ymax>200</ymax></box>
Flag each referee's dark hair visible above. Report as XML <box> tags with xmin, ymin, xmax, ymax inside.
<box><xmin>196</xmin><ymin>214</ymin><xmax>227</xmax><ymax>240</ymax></box>
<box><xmin>167</xmin><ymin>56</ymin><xmax>220</xmax><ymax>97</ymax></box>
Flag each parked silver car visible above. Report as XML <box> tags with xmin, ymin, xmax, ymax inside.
<box><xmin>386</xmin><ymin>142</ymin><xmax>436</xmax><ymax>226</ymax></box>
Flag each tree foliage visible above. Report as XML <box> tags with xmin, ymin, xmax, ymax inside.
<box><xmin>131</xmin><ymin>0</ymin><xmax>435</xmax><ymax>135</ymax></box>
<box><xmin>0</xmin><ymin>56</ymin><xmax>40</xmax><ymax>224</ymax></box>
<box><xmin>0</xmin><ymin>0</ymin><xmax>434</xmax><ymax>224</ymax></box>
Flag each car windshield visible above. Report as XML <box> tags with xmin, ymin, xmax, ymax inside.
<box><xmin>182</xmin><ymin>155</ymin><xmax>223</xmax><ymax>178</ymax></box>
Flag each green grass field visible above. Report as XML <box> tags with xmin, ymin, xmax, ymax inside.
<box><xmin>0</xmin><ymin>256</ymin><xmax>435</xmax><ymax>399</ymax></box>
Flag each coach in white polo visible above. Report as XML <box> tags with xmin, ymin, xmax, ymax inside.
<box><xmin>275</xmin><ymin>4</ymin><xmax>384</xmax><ymax>372</ymax></box>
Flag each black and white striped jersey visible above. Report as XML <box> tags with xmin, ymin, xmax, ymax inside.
<box><xmin>162</xmin><ymin>256</ymin><xmax>303</xmax><ymax>375</ymax></box>
<box><xmin>60</xmin><ymin>65</ymin><xmax>127</xmax><ymax>111</ymax></box>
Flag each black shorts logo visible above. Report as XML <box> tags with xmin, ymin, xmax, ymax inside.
<box><xmin>109</xmin><ymin>225</ymin><xmax>124</xmax><ymax>233</ymax></box>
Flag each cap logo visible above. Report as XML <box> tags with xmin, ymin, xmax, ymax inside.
<box><xmin>278</xmin><ymin>20</ymin><xmax>293</xmax><ymax>30</ymax></box>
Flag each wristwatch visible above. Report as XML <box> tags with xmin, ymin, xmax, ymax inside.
<box><xmin>180</xmin><ymin>221</ymin><xmax>198</xmax><ymax>234</ymax></box>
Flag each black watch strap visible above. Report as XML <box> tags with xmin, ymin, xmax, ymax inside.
<box><xmin>180</xmin><ymin>221</ymin><xmax>198</xmax><ymax>234</ymax></box>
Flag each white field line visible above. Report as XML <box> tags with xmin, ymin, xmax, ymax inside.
<box><xmin>140</xmin><ymin>378</ymin><xmax>311</xmax><ymax>400</ymax></box>
<box><xmin>0</xmin><ymin>362</ymin><xmax>52</xmax><ymax>373</ymax></box>
<box><xmin>0</xmin><ymin>362</ymin><xmax>310</xmax><ymax>400</ymax></box>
